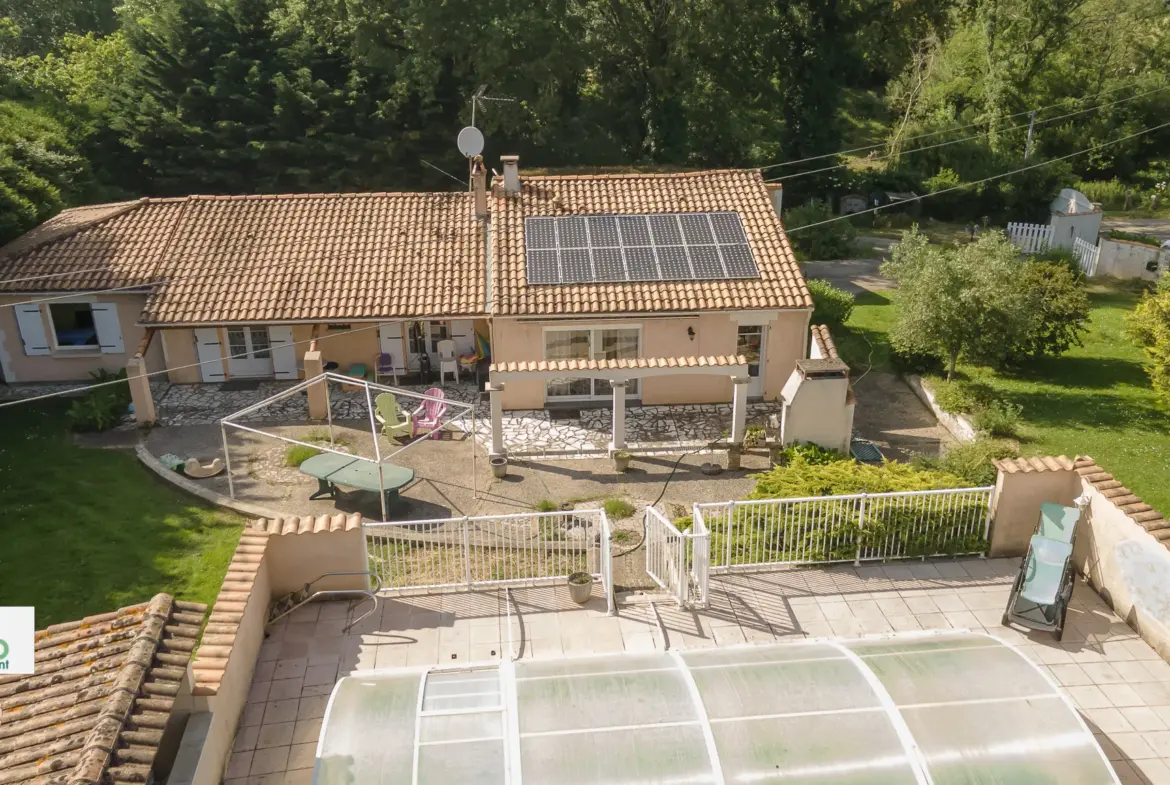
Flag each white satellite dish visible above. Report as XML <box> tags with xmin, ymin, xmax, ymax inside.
<box><xmin>457</xmin><ymin>126</ymin><xmax>485</xmax><ymax>158</ymax></box>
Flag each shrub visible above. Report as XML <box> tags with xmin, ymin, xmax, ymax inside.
<box><xmin>891</xmin><ymin>345</ymin><xmax>945</xmax><ymax>376</ymax></box>
<box><xmin>285</xmin><ymin>444</ymin><xmax>321</xmax><ymax>467</ymax></box>
<box><xmin>773</xmin><ymin>441</ymin><xmax>846</xmax><ymax>467</ymax></box>
<box><xmin>674</xmin><ymin>515</ymin><xmax>693</xmax><ymax>532</ymax></box>
<box><xmin>1109</xmin><ymin>230</ymin><xmax>1161</xmax><ymax>248</ymax></box>
<box><xmin>807</xmin><ymin>279</ymin><xmax>855</xmax><ymax>328</ymax></box>
<box><xmin>971</xmin><ymin>402</ymin><xmax>1023</xmax><ymax>438</ymax></box>
<box><xmin>749</xmin><ymin>454</ymin><xmax>971</xmax><ymax>499</ymax></box>
<box><xmin>784</xmin><ymin>199</ymin><xmax>858</xmax><ymax>261</ymax></box>
<box><xmin>1126</xmin><ymin>290</ymin><xmax>1170</xmax><ymax>405</ymax></box>
<box><xmin>930</xmin><ymin>379</ymin><xmax>999</xmax><ymax>414</ymax></box>
<box><xmin>913</xmin><ymin>439</ymin><xmax>1019</xmax><ymax>486</ymax></box>
<box><xmin>1004</xmin><ymin>261</ymin><xmax>1090</xmax><ymax>365</ymax></box>
<box><xmin>611</xmin><ymin>529</ymin><xmax>634</xmax><ymax>544</ymax></box>
<box><xmin>66</xmin><ymin>369</ymin><xmax>131</xmax><ymax>432</ymax></box>
<box><xmin>535</xmin><ymin>499</ymin><xmax>558</xmax><ymax>513</ymax></box>
<box><xmin>744</xmin><ymin>424</ymin><xmax>766</xmax><ymax>449</ymax></box>
<box><xmin>603</xmin><ymin>498</ymin><xmax>635</xmax><ymax>519</ymax></box>
<box><xmin>923</xmin><ymin>167</ymin><xmax>963</xmax><ymax>221</ymax></box>
<box><xmin>1031</xmin><ymin>247</ymin><xmax>1082</xmax><ymax>280</ymax></box>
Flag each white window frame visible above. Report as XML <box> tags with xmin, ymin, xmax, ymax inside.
<box><xmin>542</xmin><ymin>323</ymin><xmax>643</xmax><ymax>400</ymax></box>
<box><xmin>46</xmin><ymin>301</ymin><xmax>101</xmax><ymax>354</ymax></box>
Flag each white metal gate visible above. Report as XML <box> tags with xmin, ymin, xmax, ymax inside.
<box><xmin>644</xmin><ymin>507</ymin><xmax>710</xmax><ymax>608</ymax></box>
<box><xmin>364</xmin><ymin>510</ymin><xmax>614</xmax><ymax>613</ymax></box>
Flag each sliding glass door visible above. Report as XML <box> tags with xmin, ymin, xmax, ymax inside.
<box><xmin>545</xmin><ymin>326</ymin><xmax>641</xmax><ymax>400</ymax></box>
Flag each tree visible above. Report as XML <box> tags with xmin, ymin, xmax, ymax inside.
<box><xmin>1006</xmin><ymin>259</ymin><xmax>1090</xmax><ymax>362</ymax></box>
<box><xmin>784</xmin><ymin>199</ymin><xmax>858</xmax><ymax>261</ymax></box>
<box><xmin>881</xmin><ymin>228</ymin><xmax>1031</xmax><ymax>379</ymax></box>
<box><xmin>0</xmin><ymin>100</ymin><xmax>87</xmax><ymax>244</ymax></box>
<box><xmin>1127</xmin><ymin>290</ymin><xmax>1170</xmax><ymax>405</ymax></box>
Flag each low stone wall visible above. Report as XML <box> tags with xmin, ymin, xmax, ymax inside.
<box><xmin>904</xmin><ymin>374</ymin><xmax>977</xmax><ymax>443</ymax></box>
<box><xmin>184</xmin><ymin>513</ymin><xmax>366</xmax><ymax>785</ymax></box>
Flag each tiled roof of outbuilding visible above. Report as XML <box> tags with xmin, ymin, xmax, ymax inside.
<box><xmin>0</xmin><ymin>594</ymin><xmax>207</xmax><ymax>785</ymax></box>
<box><xmin>490</xmin><ymin>169</ymin><xmax>812</xmax><ymax>316</ymax></box>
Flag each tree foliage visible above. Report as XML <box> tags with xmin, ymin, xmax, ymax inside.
<box><xmin>1127</xmin><ymin>290</ymin><xmax>1170</xmax><ymax>406</ymax></box>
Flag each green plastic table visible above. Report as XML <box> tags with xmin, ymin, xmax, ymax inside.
<box><xmin>299</xmin><ymin>453</ymin><xmax>414</xmax><ymax>511</ymax></box>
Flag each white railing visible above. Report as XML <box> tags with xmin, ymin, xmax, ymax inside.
<box><xmin>694</xmin><ymin>486</ymin><xmax>995</xmax><ymax>574</ymax></box>
<box><xmin>363</xmin><ymin>510</ymin><xmax>614</xmax><ymax>613</ymax></box>
<box><xmin>644</xmin><ymin>507</ymin><xmax>711</xmax><ymax>608</ymax></box>
<box><xmin>1073</xmin><ymin>236</ymin><xmax>1100</xmax><ymax>277</ymax></box>
<box><xmin>1007</xmin><ymin>222</ymin><xmax>1053</xmax><ymax>254</ymax></box>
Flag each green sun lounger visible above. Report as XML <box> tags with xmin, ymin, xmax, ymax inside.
<box><xmin>299</xmin><ymin>453</ymin><xmax>414</xmax><ymax>514</ymax></box>
<box><xmin>1002</xmin><ymin>500</ymin><xmax>1086</xmax><ymax>640</ymax></box>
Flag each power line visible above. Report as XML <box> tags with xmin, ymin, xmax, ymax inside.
<box><xmin>759</xmin><ymin>80</ymin><xmax>1167</xmax><ymax>173</ymax></box>
<box><xmin>764</xmin><ymin>85</ymin><xmax>1170</xmax><ymax>183</ymax></box>
<box><xmin>784</xmin><ymin>120</ymin><xmax>1170</xmax><ymax>235</ymax></box>
<box><xmin>421</xmin><ymin>159</ymin><xmax>466</xmax><ymax>185</ymax></box>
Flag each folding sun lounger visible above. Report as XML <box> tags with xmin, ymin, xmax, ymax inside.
<box><xmin>1002</xmin><ymin>499</ymin><xmax>1088</xmax><ymax>641</ymax></box>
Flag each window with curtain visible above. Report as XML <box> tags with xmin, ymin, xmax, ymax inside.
<box><xmin>545</xmin><ymin>329</ymin><xmax>592</xmax><ymax>397</ymax></box>
<box><xmin>593</xmin><ymin>328</ymin><xmax>639</xmax><ymax>396</ymax></box>
<box><xmin>544</xmin><ymin>327</ymin><xmax>640</xmax><ymax>399</ymax></box>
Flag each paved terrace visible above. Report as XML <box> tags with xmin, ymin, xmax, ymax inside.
<box><xmin>231</xmin><ymin>558</ymin><xmax>1169</xmax><ymax>785</ymax></box>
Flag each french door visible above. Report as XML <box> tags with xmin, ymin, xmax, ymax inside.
<box><xmin>545</xmin><ymin>327</ymin><xmax>640</xmax><ymax>400</ymax></box>
<box><xmin>226</xmin><ymin>326</ymin><xmax>274</xmax><ymax>377</ymax></box>
<box><xmin>736</xmin><ymin>325</ymin><xmax>767</xmax><ymax>397</ymax></box>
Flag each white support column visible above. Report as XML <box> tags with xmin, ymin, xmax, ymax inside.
<box><xmin>608</xmin><ymin>380</ymin><xmax>628</xmax><ymax>454</ymax></box>
<box><xmin>486</xmin><ymin>382</ymin><xmax>506</xmax><ymax>458</ymax></box>
<box><xmin>731</xmin><ymin>376</ymin><xmax>749</xmax><ymax>445</ymax></box>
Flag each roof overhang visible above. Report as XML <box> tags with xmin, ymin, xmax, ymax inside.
<box><xmin>489</xmin><ymin>354</ymin><xmax>749</xmax><ymax>382</ymax></box>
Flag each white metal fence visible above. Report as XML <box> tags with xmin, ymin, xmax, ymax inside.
<box><xmin>693</xmin><ymin>487</ymin><xmax>995</xmax><ymax>576</ymax></box>
<box><xmin>1007</xmin><ymin>222</ymin><xmax>1053</xmax><ymax>253</ymax></box>
<box><xmin>1073</xmin><ymin>236</ymin><xmax>1101</xmax><ymax>277</ymax></box>
<box><xmin>364</xmin><ymin>510</ymin><xmax>614</xmax><ymax>612</ymax></box>
<box><xmin>644</xmin><ymin>507</ymin><xmax>710</xmax><ymax>608</ymax></box>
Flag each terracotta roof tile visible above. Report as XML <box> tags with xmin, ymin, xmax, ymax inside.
<box><xmin>490</xmin><ymin>354</ymin><xmax>747</xmax><ymax>374</ymax></box>
<box><xmin>810</xmin><ymin>324</ymin><xmax>839</xmax><ymax>360</ymax></box>
<box><xmin>490</xmin><ymin>169</ymin><xmax>812</xmax><ymax>315</ymax></box>
<box><xmin>0</xmin><ymin>594</ymin><xmax>206</xmax><ymax>785</ymax></box>
<box><xmin>0</xmin><ymin>200</ymin><xmax>186</xmax><ymax>292</ymax></box>
<box><xmin>1074</xmin><ymin>456</ymin><xmax>1168</xmax><ymax>544</ymax></box>
<box><xmin>993</xmin><ymin>455</ymin><xmax>1076</xmax><ymax>473</ymax></box>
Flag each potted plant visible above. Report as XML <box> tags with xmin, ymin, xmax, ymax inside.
<box><xmin>613</xmin><ymin>450</ymin><xmax>632</xmax><ymax>472</ymax></box>
<box><xmin>490</xmin><ymin>456</ymin><xmax>508</xmax><ymax>479</ymax></box>
<box><xmin>567</xmin><ymin>571</ymin><xmax>593</xmax><ymax>603</ymax></box>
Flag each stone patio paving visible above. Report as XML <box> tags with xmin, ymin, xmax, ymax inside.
<box><xmin>232</xmin><ymin>558</ymin><xmax>1170</xmax><ymax>785</ymax></box>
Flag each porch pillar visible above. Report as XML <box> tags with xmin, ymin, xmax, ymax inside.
<box><xmin>126</xmin><ymin>355</ymin><xmax>156</xmax><ymax>426</ymax></box>
<box><xmin>608</xmin><ymin>380</ymin><xmax>628</xmax><ymax>454</ymax></box>
<box><xmin>486</xmin><ymin>381</ymin><xmax>506</xmax><ymax>457</ymax></box>
<box><xmin>305</xmin><ymin>349</ymin><xmax>327</xmax><ymax>420</ymax></box>
<box><xmin>731</xmin><ymin>376</ymin><xmax>750</xmax><ymax>445</ymax></box>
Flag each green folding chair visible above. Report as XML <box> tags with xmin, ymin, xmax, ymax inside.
<box><xmin>1002</xmin><ymin>500</ymin><xmax>1086</xmax><ymax>640</ymax></box>
<box><xmin>373</xmin><ymin>393</ymin><xmax>411</xmax><ymax>442</ymax></box>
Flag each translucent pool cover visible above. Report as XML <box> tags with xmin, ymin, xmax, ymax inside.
<box><xmin>314</xmin><ymin>631</ymin><xmax>1119</xmax><ymax>784</ymax></box>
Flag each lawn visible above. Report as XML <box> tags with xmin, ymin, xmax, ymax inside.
<box><xmin>0</xmin><ymin>400</ymin><xmax>243</xmax><ymax>626</ymax></box>
<box><xmin>834</xmin><ymin>283</ymin><xmax>1170</xmax><ymax>514</ymax></box>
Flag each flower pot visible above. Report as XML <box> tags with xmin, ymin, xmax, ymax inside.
<box><xmin>613</xmin><ymin>451</ymin><xmax>631</xmax><ymax>473</ymax></box>
<box><xmin>490</xmin><ymin>456</ymin><xmax>508</xmax><ymax>479</ymax></box>
<box><xmin>567</xmin><ymin>572</ymin><xmax>593</xmax><ymax>604</ymax></box>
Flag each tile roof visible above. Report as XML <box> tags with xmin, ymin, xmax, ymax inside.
<box><xmin>1074</xmin><ymin>456</ymin><xmax>1169</xmax><ymax>544</ymax></box>
<box><xmin>490</xmin><ymin>354</ymin><xmax>748</xmax><ymax>374</ymax></box>
<box><xmin>0</xmin><ymin>594</ymin><xmax>207</xmax><ymax>785</ymax></box>
<box><xmin>0</xmin><ymin>200</ymin><xmax>186</xmax><ymax>292</ymax></box>
<box><xmin>141</xmin><ymin>193</ymin><xmax>485</xmax><ymax>324</ymax></box>
<box><xmin>993</xmin><ymin>455</ymin><xmax>1077</xmax><ymax>474</ymax></box>
<box><xmin>809</xmin><ymin>324</ymin><xmax>839</xmax><ymax>360</ymax></box>
<box><xmin>490</xmin><ymin>169</ymin><xmax>812</xmax><ymax>316</ymax></box>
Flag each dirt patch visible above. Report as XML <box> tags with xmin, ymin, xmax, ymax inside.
<box><xmin>851</xmin><ymin>371</ymin><xmax>953</xmax><ymax>460</ymax></box>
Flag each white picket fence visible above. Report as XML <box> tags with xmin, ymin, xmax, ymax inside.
<box><xmin>1073</xmin><ymin>236</ymin><xmax>1101</xmax><ymax>277</ymax></box>
<box><xmin>1008</xmin><ymin>222</ymin><xmax>1054</xmax><ymax>253</ymax></box>
<box><xmin>363</xmin><ymin>510</ymin><xmax>614</xmax><ymax>612</ymax></box>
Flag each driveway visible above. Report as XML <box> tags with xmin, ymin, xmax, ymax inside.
<box><xmin>1102</xmin><ymin>217</ymin><xmax>1170</xmax><ymax>242</ymax></box>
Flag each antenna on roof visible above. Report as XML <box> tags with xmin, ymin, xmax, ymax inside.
<box><xmin>469</xmin><ymin>85</ymin><xmax>516</xmax><ymax>128</ymax></box>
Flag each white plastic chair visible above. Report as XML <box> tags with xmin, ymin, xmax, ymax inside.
<box><xmin>436</xmin><ymin>339</ymin><xmax>458</xmax><ymax>384</ymax></box>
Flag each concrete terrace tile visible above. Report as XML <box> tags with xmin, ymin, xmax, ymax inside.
<box><xmin>250</xmin><ymin>746</ymin><xmax>291</xmax><ymax>776</ymax></box>
<box><xmin>267</xmin><ymin>678</ymin><xmax>304</xmax><ymax>702</ymax></box>
<box><xmin>262</xmin><ymin>699</ymin><xmax>300</xmax><ymax>726</ymax></box>
<box><xmin>256</xmin><ymin>722</ymin><xmax>295</xmax><ymax>750</ymax></box>
<box><xmin>1120</xmin><ymin>706</ymin><xmax>1168</xmax><ymax>732</ymax></box>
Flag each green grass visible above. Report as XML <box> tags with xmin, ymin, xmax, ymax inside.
<box><xmin>534</xmin><ymin>498</ymin><xmax>559</xmax><ymax>513</ymax></box>
<box><xmin>285</xmin><ymin>444</ymin><xmax>322</xmax><ymax>467</ymax></box>
<box><xmin>0</xmin><ymin>400</ymin><xmax>244</xmax><ymax>626</ymax></box>
<box><xmin>603</xmin><ymin>498</ymin><xmax>636</xmax><ymax>520</ymax></box>
<box><xmin>836</xmin><ymin>283</ymin><xmax>1170</xmax><ymax>514</ymax></box>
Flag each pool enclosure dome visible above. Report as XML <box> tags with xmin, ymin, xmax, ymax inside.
<box><xmin>313</xmin><ymin>631</ymin><xmax>1118</xmax><ymax>784</ymax></box>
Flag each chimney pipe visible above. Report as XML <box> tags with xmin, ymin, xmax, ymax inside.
<box><xmin>471</xmin><ymin>155</ymin><xmax>487</xmax><ymax>219</ymax></box>
<box><xmin>501</xmin><ymin>155</ymin><xmax>520</xmax><ymax>195</ymax></box>
<box><xmin>764</xmin><ymin>183</ymin><xmax>783</xmax><ymax>217</ymax></box>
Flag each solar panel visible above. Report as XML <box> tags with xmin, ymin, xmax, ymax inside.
<box><xmin>524</xmin><ymin>212</ymin><xmax>758</xmax><ymax>285</ymax></box>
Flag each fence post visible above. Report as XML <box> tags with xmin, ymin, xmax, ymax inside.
<box><xmin>461</xmin><ymin>516</ymin><xmax>472</xmax><ymax>588</ymax></box>
<box><xmin>854</xmin><ymin>493</ymin><xmax>867</xmax><ymax>566</ymax></box>
<box><xmin>981</xmin><ymin>487</ymin><xmax>996</xmax><ymax>559</ymax></box>
<box><xmin>724</xmin><ymin>501</ymin><xmax>734</xmax><ymax>568</ymax></box>
<box><xmin>361</xmin><ymin>523</ymin><xmax>373</xmax><ymax>592</ymax></box>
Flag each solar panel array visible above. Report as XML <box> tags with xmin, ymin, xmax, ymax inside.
<box><xmin>525</xmin><ymin>212</ymin><xmax>760</xmax><ymax>285</ymax></box>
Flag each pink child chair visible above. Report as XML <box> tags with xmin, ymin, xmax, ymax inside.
<box><xmin>412</xmin><ymin>387</ymin><xmax>447</xmax><ymax>439</ymax></box>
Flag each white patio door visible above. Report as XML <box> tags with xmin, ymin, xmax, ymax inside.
<box><xmin>226</xmin><ymin>327</ymin><xmax>274</xmax><ymax>378</ymax></box>
<box><xmin>736</xmin><ymin>325</ymin><xmax>767</xmax><ymax>397</ymax></box>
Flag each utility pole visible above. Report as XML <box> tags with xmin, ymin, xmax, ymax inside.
<box><xmin>1024</xmin><ymin>109</ymin><xmax>1037</xmax><ymax>160</ymax></box>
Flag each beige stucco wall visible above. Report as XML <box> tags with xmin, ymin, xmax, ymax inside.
<box><xmin>780</xmin><ymin>372</ymin><xmax>852</xmax><ymax>453</ymax></box>
<box><xmin>190</xmin><ymin>560</ymin><xmax>271</xmax><ymax>785</ymax></box>
<box><xmin>988</xmin><ymin>469</ymin><xmax>1079</xmax><ymax>557</ymax></box>
<box><xmin>311</xmin><ymin>324</ymin><xmax>380</xmax><ymax>372</ymax></box>
<box><xmin>1097</xmin><ymin>239</ymin><xmax>1165</xmax><ymax>281</ymax></box>
<box><xmin>162</xmin><ymin>328</ymin><xmax>202</xmax><ymax>383</ymax></box>
<box><xmin>492</xmin><ymin>309</ymin><xmax>810</xmax><ymax>410</ymax></box>
<box><xmin>0</xmin><ymin>293</ymin><xmax>162</xmax><ymax>383</ymax></box>
<box><xmin>1074</xmin><ymin>481</ymin><xmax>1170</xmax><ymax>661</ymax></box>
<box><xmin>264</xmin><ymin>527</ymin><xmax>368</xmax><ymax>596</ymax></box>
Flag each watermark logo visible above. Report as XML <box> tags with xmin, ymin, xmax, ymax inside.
<box><xmin>0</xmin><ymin>608</ymin><xmax>34</xmax><ymax>674</ymax></box>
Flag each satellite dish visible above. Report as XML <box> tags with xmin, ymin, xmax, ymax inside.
<box><xmin>457</xmin><ymin>126</ymin><xmax>485</xmax><ymax>158</ymax></box>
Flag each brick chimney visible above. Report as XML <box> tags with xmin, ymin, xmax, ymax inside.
<box><xmin>501</xmin><ymin>155</ymin><xmax>520</xmax><ymax>195</ymax></box>
<box><xmin>471</xmin><ymin>155</ymin><xmax>487</xmax><ymax>219</ymax></box>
